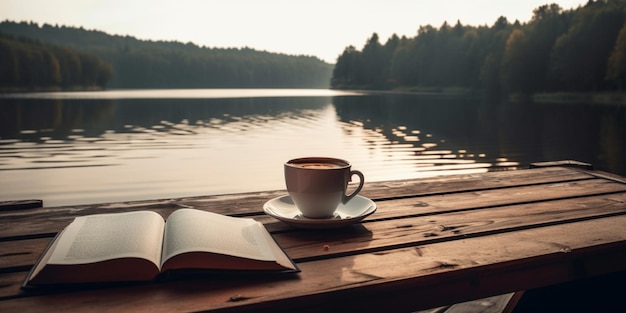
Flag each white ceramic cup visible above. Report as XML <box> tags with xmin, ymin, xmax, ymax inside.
<box><xmin>284</xmin><ymin>157</ymin><xmax>365</xmax><ymax>218</ymax></box>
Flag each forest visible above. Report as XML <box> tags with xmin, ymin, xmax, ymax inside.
<box><xmin>331</xmin><ymin>0</ymin><xmax>626</xmax><ymax>95</ymax></box>
<box><xmin>4</xmin><ymin>0</ymin><xmax>626</xmax><ymax>94</ymax></box>
<box><xmin>0</xmin><ymin>33</ymin><xmax>113</xmax><ymax>90</ymax></box>
<box><xmin>0</xmin><ymin>21</ymin><xmax>333</xmax><ymax>90</ymax></box>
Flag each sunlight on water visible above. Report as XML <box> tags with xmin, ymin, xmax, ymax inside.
<box><xmin>1</xmin><ymin>88</ymin><xmax>364</xmax><ymax>100</ymax></box>
<box><xmin>16</xmin><ymin>89</ymin><xmax>619</xmax><ymax>207</ymax></box>
<box><xmin>0</xmin><ymin>101</ymin><xmax>494</xmax><ymax>207</ymax></box>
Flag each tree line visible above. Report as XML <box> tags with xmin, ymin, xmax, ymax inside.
<box><xmin>331</xmin><ymin>0</ymin><xmax>626</xmax><ymax>94</ymax></box>
<box><xmin>0</xmin><ymin>21</ymin><xmax>333</xmax><ymax>90</ymax></box>
<box><xmin>0</xmin><ymin>33</ymin><xmax>113</xmax><ymax>90</ymax></box>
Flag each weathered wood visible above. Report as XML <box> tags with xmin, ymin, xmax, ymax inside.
<box><xmin>1</xmin><ymin>176</ymin><xmax>624</xmax><ymax>274</ymax></box>
<box><xmin>0</xmin><ymin>166</ymin><xmax>591</xmax><ymax>219</ymax></box>
<box><xmin>0</xmin><ymin>238</ymin><xmax>51</xmax><ymax>271</ymax></box>
<box><xmin>0</xmin><ymin>200</ymin><xmax>42</xmax><ymax>211</ymax></box>
<box><xmin>0</xmin><ymin>272</ymin><xmax>26</xmax><ymax>299</ymax></box>
<box><xmin>363</xmin><ymin>178</ymin><xmax>626</xmax><ymax>221</ymax></box>
<box><xmin>1</xmin><ymin>191</ymin><xmax>626</xmax><ymax>302</ymax></box>
<box><xmin>530</xmin><ymin>160</ymin><xmax>593</xmax><ymax>170</ymax></box>
<box><xmin>1</xmin><ymin>191</ymin><xmax>624</xmax><ymax>296</ymax></box>
<box><xmin>501</xmin><ymin>291</ymin><xmax>524</xmax><ymax>313</ymax></box>
<box><xmin>275</xmin><ymin>192</ymin><xmax>626</xmax><ymax>261</ymax></box>
<box><xmin>0</xmin><ymin>167</ymin><xmax>624</xmax><ymax>312</ymax></box>
<box><xmin>0</xmin><ymin>170</ymin><xmax>610</xmax><ymax>239</ymax></box>
<box><xmin>414</xmin><ymin>292</ymin><xmax>518</xmax><ymax>313</ymax></box>
<box><xmin>2</xmin><ymin>188</ymin><xmax>625</xmax><ymax>272</ymax></box>
<box><xmin>1</xmin><ymin>215</ymin><xmax>625</xmax><ymax>312</ymax></box>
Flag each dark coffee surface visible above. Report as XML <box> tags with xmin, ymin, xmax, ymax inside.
<box><xmin>291</xmin><ymin>162</ymin><xmax>343</xmax><ymax>169</ymax></box>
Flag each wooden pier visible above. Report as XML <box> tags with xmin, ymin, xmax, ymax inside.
<box><xmin>1</xmin><ymin>164</ymin><xmax>625</xmax><ymax>312</ymax></box>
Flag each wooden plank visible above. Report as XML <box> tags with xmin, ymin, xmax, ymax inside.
<box><xmin>1</xmin><ymin>215</ymin><xmax>625</xmax><ymax>312</ymax></box>
<box><xmin>0</xmin><ymin>167</ymin><xmax>592</xmax><ymax>221</ymax></box>
<box><xmin>530</xmin><ymin>160</ymin><xmax>593</xmax><ymax>170</ymax></box>
<box><xmin>0</xmin><ymin>174</ymin><xmax>619</xmax><ymax>240</ymax></box>
<box><xmin>0</xmin><ymin>238</ymin><xmax>51</xmax><ymax>271</ymax></box>
<box><xmin>361</xmin><ymin>166</ymin><xmax>595</xmax><ymax>200</ymax></box>
<box><xmin>501</xmin><ymin>291</ymin><xmax>525</xmax><ymax>313</ymax></box>
<box><xmin>414</xmin><ymin>292</ymin><xmax>526</xmax><ymax>313</ymax></box>
<box><xmin>0</xmin><ymin>200</ymin><xmax>42</xmax><ymax>211</ymax></box>
<box><xmin>274</xmin><ymin>191</ymin><xmax>626</xmax><ymax>260</ymax></box>
<box><xmin>2</xmin><ymin>188</ymin><xmax>625</xmax><ymax>273</ymax></box>
<box><xmin>414</xmin><ymin>293</ymin><xmax>517</xmax><ymax>313</ymax></box>
<box><xmin>586</xmin><ymin>169</ymin><xmax>626</xmax><ymax>184</ymax></box>
<box><xmin>1</xmin><ymin>190</ymin><xmax>625</xmax><ymax>300</ymax></box>
<box><xmin>363</xmin><ymin>178</ymin><xmax>626</xmax><ymax>221</ymax></box>
<box><xmin>1</xmin><ymin>181</ymin><xmax>624</xmax><ymax>266</ymax></box>
<box><xmin>0</xmin><ymin>272</ymin><xmax>26</xmax><ymax>299</ymax></box>
<box><xmin>0</xmin><ymin>168</ymin><xmax>620</xmax><ymax>307</ymax></box>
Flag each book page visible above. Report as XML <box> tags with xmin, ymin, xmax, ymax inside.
<box><xmin>46</xmin><ymin>211</ymin><xmax>165</xmax><ymax>266</ymax></box>
<box><xmin>161</xmin><ymin>209</ymin><xmax>276</xmax><ymax>267</ymax></box>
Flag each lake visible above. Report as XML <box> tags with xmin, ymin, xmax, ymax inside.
<box><xmin>1</xmin><ymin>89</ymin><xmax>624</xmax><ymax>207</ymax></box>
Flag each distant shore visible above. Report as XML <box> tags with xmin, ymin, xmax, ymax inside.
<box><xmin>383</xmin><ymin>87</ymin><xmax>626</xmax><ymax>105</ymax></box>
<box><xmin>0</xmin><ymin>86</ymin><xmax>105</xmax><ymax>93</ymax></box>
<box><xmin>3</xmin><ymin>86</ymin><xmax>625</xmax><ymax>105</ymax></box>
<box><xmin>529</xmin><ymin>92</ymin><xmax>626</xmax><ymax>105</ymax></box>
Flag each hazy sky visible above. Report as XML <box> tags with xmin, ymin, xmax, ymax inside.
<box><xmin>1</xmin><ymin>0</ymin><xmax>588</xmax><ymax>63</ymax></box>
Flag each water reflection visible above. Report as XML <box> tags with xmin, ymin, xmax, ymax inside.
<box><xmin>334</xmin><ymin>93</ymin><xmax>625</xmax><ymax>176</ymax></box>
<box><xmin>3</xmin><ymin>95</ymin><xmax>490</xmax><ymax>206</ymax></box>
<box><xmin>334</xmin><ymin>95</ymin><xmax>507</xmax><ymax>177</ymax></box>
<box><xmin>0</xmin><ymin>91</ymin><xmax>624</xmax><ymax>207</ymax></box>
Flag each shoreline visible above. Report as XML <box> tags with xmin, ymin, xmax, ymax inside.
<box><xmin>529</xmin><ymin>92</ymin><xmax>626</xmax><ymax>105</ymax></box>
<box><xmin>3</xmin><ymin>86</ymin><xmax>626</xmax><ymax>105</ymax></box>
<box><xmin>0</xmin><ymin>85</ymin><xmax>105</xmax><ymax>93</ymax></box>
<box><xmin>351</xmin><ymin>87</ymin><xmax>626</xmax><ymax>105</ymax></box>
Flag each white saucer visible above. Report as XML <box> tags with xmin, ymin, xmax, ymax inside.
<box><xmin>263</xmin><ymin>195</ymin><xmax>376</xmax><ymax>229</ymax></box>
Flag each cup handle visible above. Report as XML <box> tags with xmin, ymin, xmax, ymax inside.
<box><xmin>343</xmin><ymin>170</ymin><xmax>365</xmax><ymax>204</ymax></box>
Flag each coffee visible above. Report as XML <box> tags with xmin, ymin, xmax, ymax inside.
<box><xmin>291</xmin><ymin>162</ymin><xmax>343</xmax><ymax>169</ymax></box>
<box><xmin>285</xmin><ymin>157</ymin><xmax>364</xmax><ymax>219</ymax></box>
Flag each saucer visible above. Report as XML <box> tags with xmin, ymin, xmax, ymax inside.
<box><xmin>263</xmin><ymin>195</ymin><xmax>376</xmax><ymax>229</ymax></box>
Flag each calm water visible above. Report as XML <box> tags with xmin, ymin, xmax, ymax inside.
<box><xmin>1</xmin><ymin>89</ymin><xmax>624</xmax><ymax>207</ymax></box>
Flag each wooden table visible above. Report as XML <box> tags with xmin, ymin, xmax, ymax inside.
<box><xmin>1</xmin><ymin>165</ymin><xmax>626</xmax><ymax>312</ymax></box>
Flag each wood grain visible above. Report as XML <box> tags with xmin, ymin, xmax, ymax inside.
<box><xmin>0</xmin><ymin>167</ymin><xmax>624</xmax><ymax>312</ymax></box>
<box><xmin>1</xmin><ymin>215</ymin><xmax>624</xmax><ymax>312</ymax></box>
<box><xmin>2</xmin><ymin>186</ymin><xmax>624</xmax><ymax>271</ymax></box>
<box><xmin>0</xmin><ymin>168</ymin><xmax>605</xmax><ymax>239</ymax></box>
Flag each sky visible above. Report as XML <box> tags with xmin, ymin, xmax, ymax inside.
<box><xmin>1</xmin><ymin>0</ymin><xmax>589</xmax><ymax>63</ymax></box>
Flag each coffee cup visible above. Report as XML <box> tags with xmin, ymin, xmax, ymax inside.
<box><xmin>284</xmin><ymin>157</ymin><xmax>365</xmax><ymax>219</ymax></box>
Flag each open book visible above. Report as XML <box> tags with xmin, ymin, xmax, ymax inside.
<box><xmin>24</xmin><ymin>209</ymin><xmax>298</xmax><ymax>287</ymax></box>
